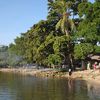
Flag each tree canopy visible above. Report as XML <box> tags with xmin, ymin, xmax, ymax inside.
<box><xmin>2</xmin><ymin>0</ymin><xmax>99</xmax><ymax>68</ymax></box>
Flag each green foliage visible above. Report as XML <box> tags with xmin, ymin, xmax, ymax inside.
<box><xmin>7</xmin><ymin>53</ymin><xmax>22</xmax><ymax>67</ymax></box>
<box><xmin>0</xmin><ymin>46</ymin><xmax>8</xmax><ymax>67</ymax></box>
<box><xmin>77</xmin><ymin>23</ymin><xmax>98</xmax><ymax>42</ymax></box>
<box><xmin>46</xmin><ymin>54</ymin><xmax>62</xmax><ymax>67</ymax></box>
<box><xmin>53</xmin><ymin>35</ymin><xmax>68</xmax><ymax>54</ymax></box>
<box><xmin>74</xmin><ymin>43</ymin><xmax>94</xmax><ymax>59</ymax></box>
<box><xmin>7</xmin><ymin>0</ymin><xmax>100</xmax><ymax>68</ymax></box>
<box><xmin>94</xmin><ymin>45</ymin><xmax>100</xmax><ymax>53</ymax></box>
<box><xmin>74</xmin><ymin>0</ymin><xmax>100</xmax><ymax>60</ymax></box>
<box><xmin>78</xmin><ymin>2</ymin><xmax>92</xmax><ymax>18</ymax></box>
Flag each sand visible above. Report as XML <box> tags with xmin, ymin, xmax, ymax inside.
<box><xmin>0</xmin><ymin>68</ymin><xmax>100</xmax><ymax>84</ymax></box>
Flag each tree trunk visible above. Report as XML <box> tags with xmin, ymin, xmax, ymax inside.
<box><xmin>81</xmin><ymin>60</ymin><xmax>85</xmax><ymax>70</ymax></box>
<box><xmin>67</xmin><ymin>40</ymin><xmax>74</xmax><ymax>70</ymax></box>
<box><xmin>69</xmin><ymin>53</ymin><xmax>74</xmax><ymax>70</ymax></box>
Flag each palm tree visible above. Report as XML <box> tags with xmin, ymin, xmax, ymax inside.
<box><xmin>55</xmin><ymin>0</ymin><xmax>75</xmax><ymax>35</ymax></box>
<box><xmin>48</xmin><ymin>0</ymin><xmax>76</xmax><ymax>69</ymax></box>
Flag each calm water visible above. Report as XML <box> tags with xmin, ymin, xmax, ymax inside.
<box><xmin>0</xmin><ymin>72</ymin><xmax>100</xmax><ymax>100</ymax></box>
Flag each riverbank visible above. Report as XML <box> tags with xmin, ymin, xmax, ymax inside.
<box><xmin>0</xmin><ymin>68</ymin><xmax>100</xmax><ymax>84</ymax></box>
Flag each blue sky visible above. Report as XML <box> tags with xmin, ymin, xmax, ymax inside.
<box><xmin>0</xmin><ymin>0</ymin><xmax>94</xmax><ymax>45</ymax></box>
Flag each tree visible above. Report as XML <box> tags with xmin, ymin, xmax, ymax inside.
<box><xmin>0</xmin><ymin>45</ymin><xmax>8</xmax><ymax>67</ymax></box>
<box><xmin>7</xmin><ymin>0</ymin><xmax>100</xmax><ymax>70</ymax></box>
<box><xmin>74</xmin><ymin>0</ymin><xmax>100</xmax><ymax>68</ymax></box>
<box><xmin>8</xmin><ymin>33</ymin><xmax>27</xmax><ymax>66</ymax></box>
<box><xmin>47</xmin><ymin>0</ymin><xmax>77</xmax><ymax>69</ymax></box>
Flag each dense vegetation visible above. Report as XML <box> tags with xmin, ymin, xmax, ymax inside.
<box><xmin>0</xmin><ymin>0</ymin><xmax>100</xmax><ymax>69</ymax></box>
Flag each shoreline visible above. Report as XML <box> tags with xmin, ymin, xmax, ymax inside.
<box><xmin>0</xmin><ymin>68</ymin><xmax>100</xmax><ymax>84</ymax></box>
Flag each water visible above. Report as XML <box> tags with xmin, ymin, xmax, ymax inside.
<box><xmin>0</xmin><ymin>72</ymin><xmax>100</xmax><ymax>100</ymax></box>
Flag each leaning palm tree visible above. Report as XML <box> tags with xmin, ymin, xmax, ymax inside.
<box><xmin>48</xmin><ymin>0</ymin><xmax>76</xmax><ymax>69</ymax></box>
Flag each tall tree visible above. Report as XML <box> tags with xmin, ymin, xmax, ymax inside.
<box><xmin>74</xmin><ymin>0</ymin><xmax>100</xmax><ymax>68</ymax></box>
<box><xmin>48</xmin><ymin>0</ymin><xmax>76</xmax><ymax>69</ymax></box>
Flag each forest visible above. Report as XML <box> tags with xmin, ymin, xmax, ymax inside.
<box><xmin>0</xmin><ymin>0</ymin><xmax>100</xmax><ymax>70</ymax></box>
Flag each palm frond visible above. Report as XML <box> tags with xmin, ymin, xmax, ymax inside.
<box><xmin>69</xmin><ymin>19</ymin><xmax>76</xmax><ymax>32</ymax></box>
<box><xmin>56</xmin><ymin>19</ymin><xmax>62</xmax><ymax>30</ymax></box>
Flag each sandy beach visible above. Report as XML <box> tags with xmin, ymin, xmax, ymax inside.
<box><xmin>0</xmin><ymin>68</ymin><xmax>100</xmax><ymax>84</ymax></box>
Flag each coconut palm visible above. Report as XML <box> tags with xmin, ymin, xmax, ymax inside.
<box><xmin>48</xmin><ymin>0</ymin><xmax>76</xmax><ymax>69</ymax></box>
<box><xmin>55</xmin><ymin>0</ymin><xmax>75</xmax><ymax>35</ymax></box>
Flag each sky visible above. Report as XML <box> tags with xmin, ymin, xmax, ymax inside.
<box><xmin>0</xmin><ymin>0</ymin><xmax>94</xmax><ymax>46</ymax></box>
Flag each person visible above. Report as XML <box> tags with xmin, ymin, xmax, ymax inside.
<box><xmin>93</xmin><ymin>62</ymin><xmax>97</xmax><ymax>70</ymax></box>
<box><xmin>68</xmin><ymin>68</ymin><xmax>72</xmax><ymax>76</ymax></box>
<box><xmin>87</xmin><ymin>61</ymin><xmax>91</xmax><ymax>70</ymax></box>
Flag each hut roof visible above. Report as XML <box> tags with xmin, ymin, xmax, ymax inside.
<box><xmin>88</xmin><ymin>53</ymin><xmax>100</xmax><ymax>61</ymax></box>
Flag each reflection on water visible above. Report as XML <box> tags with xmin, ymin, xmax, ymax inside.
<box><xmin>0</xmin><ymin>72</ymin><xmax>100</xmax><ymax>100</ymax></box>
<box><xmin>87</xmin><ymin>82</ymin><xmax>100</xmax><ymax>100</ymax></box>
